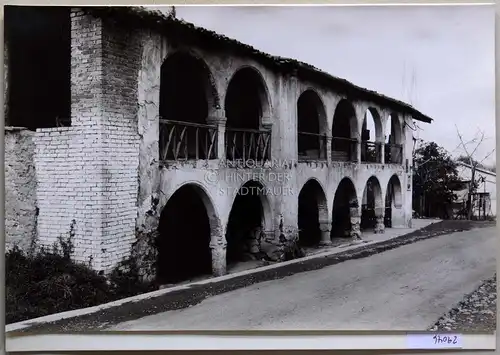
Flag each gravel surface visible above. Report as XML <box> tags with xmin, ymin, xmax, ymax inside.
<box><xmin>429</xmin><ymin>274</ymin><xmax>497</xmax><ymax>332</ymax></box>
<box><xmin>10</xmin><ymin>220</ymin><xmax>494</xmax><ymax>334</ymax></box>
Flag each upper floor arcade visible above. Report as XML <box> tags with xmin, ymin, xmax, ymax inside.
<box><xmin>154</xmin><ymin>54</ymin><xmax>428</xmax><ymax>170</ymax></box>
<box><xmin>4</xmin><ymin>6</ymin><xmax>433</xmax><ymax>170</ymax></box>
<box><xmin>115</xmin><ymin>6</ymin><xmax>433</xmax><ymax>169</ymax></box>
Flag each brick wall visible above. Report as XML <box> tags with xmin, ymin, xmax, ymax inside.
<box><xmin>5</xmin><ymin>128</ymin><xmax>37</xmax><ymax>252</ymax></box>
<box><xmin>34</xmin><ymin>126</ymin><xmax>104</xmax><ymax>265</ymax></box>
<box><xmin>30</xmin><ymin>9</ymin><xmax>141</xmax><ymax>272</ymax></box>
<box><xmin>70</xmin><ymin>10</ymin><xmax>103</xmax><ymax>127</ymax></box>
<box><xmin>99</xmin><ymin>17</ymin><xmax>142</xmax><ymax>270</ymax></box>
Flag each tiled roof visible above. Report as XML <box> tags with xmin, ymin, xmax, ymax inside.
<box><xmin>83</xmin><ymin>6</ymin><xmax>433</xmax><ymax>123</ymax></box>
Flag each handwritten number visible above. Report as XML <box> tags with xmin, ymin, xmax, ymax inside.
<box><xmin>431</xmin><ymin>334</ymin><xmax>459</xmax><ymax>346</ymax></box>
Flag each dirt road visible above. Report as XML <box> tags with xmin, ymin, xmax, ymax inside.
<box><xmin>111</xmin><ymin>226</ymin><xmax>496</xmax><ymax>331</ymax></box>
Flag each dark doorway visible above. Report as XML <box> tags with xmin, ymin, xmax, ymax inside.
<box><xmin>157</xmin><ymin>185</ymin><xmax>212</xmax><ymax>284</ymax></box>
<box><xmin>361</xmin><ymin>177</ymin><xmax>382</xmax><ymax>230</ymax></box>
<box><xmin>298</xmin><ymin>180</ymin><xmax>325</xmax><ymax>247</ymax></box>
<box><xmin>332</xmin><ymin>178</ymin><xmax>357</xmax><ymax>238</ymax></box>
<box><xmin>226</xmin><ymin>180</ymin><xmax>266</xmax><ymax>264</ymax></box>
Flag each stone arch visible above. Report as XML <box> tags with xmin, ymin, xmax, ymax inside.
<box><xmin>224</xmin><ymin>65</ymin><xmax>272</xmax><ymax>130</ymax></box>
<box><xmin>297</xmin><ymin>178</ymin><xmax>329</xmax><ymax>247</ymax></box>
<box><xmin>160</xmin><ymin>50</ymin><xmax>221</xmax><ymax>122</ymax></box>
<box><xmin>159</xmin><ymin>51</ymin><xmax>221</xmax><ymax>161</ymax></box>
<box><xmin>385</xmin><ymin>174</ymin><xmax>403</xmax><ymax>228</ymax></box>
<box><xmin>362</xmin><ymin>107</ymin><xmax>383</xmax><ymax>142</ymax></box>
<box><xmin>225</xmin><ymin>179</ymin><xmax>273</xmax><ymax>265</ymax></box>
<box><xmin>361</xmin><ymin>175</ymin><xmax>384</xmax><ymax>231</ymax></box>
<box><xmin>156</xmin><ymin>182</ymin><xmax>221</xmax><ymax>285</ymax></box>
<box><xmin>386</xmin><ymin>112</ymin><xmax>403</xmax><ymax>145</ymax></box>
<box><xmin>297</xmin><ymin>89</ymin><xmax>328</xmax><ymax>160</ymax></box>
<box><xmin>331</xmin><ymin>177</ymin><xmax>359</xmax><ymax>239</ymax></box>
<box><xmin>361</xmin><ymin>107</ymin><xmax>383</xmax><ymax>163</ymax></box>
<box><xmin>332</xmin><ymin>99</ymin><xmax>359</xmax><ymax>161</ymax></box>
<box><xmin>384</xmin><ymin>112</ymin><xmax>404</xmax><ymax>164</ymax></box>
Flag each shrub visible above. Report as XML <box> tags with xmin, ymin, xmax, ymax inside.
<box><xmin>6</xmin><ymin>226</ymin><xmax>158</xmax><ymax>324</ymax></box>
<box><xmin>107</xmin><ymin>229</ymin><xmax>158</xmax><ymax>299</ymax></box>
<box><xmin>6</xmin><ymin>228</ymin><xmax>112</xmax><ymax>324</ymax></box>
<box><xmin>108</xmin><ymin>255</ymin><xmax>156</xmax><ymax>299</ymax></box>
<box><xmin>6</xmin><ymin>217</ymin><xmax>163</xmax><ymax>325</ymax></box>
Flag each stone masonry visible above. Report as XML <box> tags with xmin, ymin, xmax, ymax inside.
<box><xmin>5</xmin><ymin>128</ymin><xmax>37</xmax><ymax>252</ymax></box>
<box><xmin>4</xmin><ymin>7</ymin><xmax>432</xmax><ymax>276</ymax></box>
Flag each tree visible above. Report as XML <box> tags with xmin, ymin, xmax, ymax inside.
<box><xmin>455</xmin><ymin>126</ymin><xmax>495</xmax><ymax>219</ymax></box>
<box><xmin>412</xmin><ymin>141</ymin><xmax>460</xmax><ymax>218</ymax></box>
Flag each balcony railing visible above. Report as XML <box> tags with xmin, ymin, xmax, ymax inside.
<box><xmin>225</xmin><ymin>127</ymin><xmax>271</xmax><ymax>162</ymax></box>
<box><xmin>361</xmin><ymin>141</ymin><xmax>381</xmax><ymax>163</ymax></box>
<box><xmin>298</xmin><ymin>131</ymin><xmax>328</xmax><ymax>161</ymax></box>
<box><xmin>159</xmin><ymin>119</ymin><xmax>218</xmax><ymax>161</ymax></box>
<box><xmin>385</xmin><ymin>143</ymin><xmax>403</xmax><ymax>164</ymax></box>
<box><xmin>331</xmin><ymin>137</ymin><xmax>357</xmax><ymax>162</ymax></box>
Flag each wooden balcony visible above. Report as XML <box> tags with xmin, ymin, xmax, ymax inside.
<box><xmin>225</xmin><ymin>127</ymin><xmax>271</xmax><ymax>163</ymax></box>
<box><xmin>361</xmin><ymin>141</ymin><xmax>381</xmax><ymax>163</ymax></box>
<box><xmin>298</xmin><ymin>131</ymin><xmax>328</xmax><ymax>161</ymax></box>
<box><xmin>385</xmin><ymin>143</ymin><xmax>403</xmax><ymax>164</ymax></box>
<box><xmin>331</xmin><ymin>136</ymin><xmax>358</xmax><ymax>162</ymax></box>
<box><xmin>159</xmin><ymin>119</ymin><xmax>218</xmax><ymax>162</ymax></box>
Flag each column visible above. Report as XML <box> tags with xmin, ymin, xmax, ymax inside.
<box><xmin>277</xmin><ymin>213</ymin><xmax>301</xmax><ymax>261</ymax></box>
<box><xmin>207</xmin><ymin>115</ymin><xmax>227</xmax><ymax>160</ymax></box>
<box><xmin>379</xmin><ymin>142</ymin><xmax>385</xmax><ymax>164</ymax></box>
<box><xmin>209</xmin><ymin>224</ymin><xmax>227</xmax><ymax>277</ymax></box>
<box><xmin>354</xmin><ymin>138</ymin><xmax>361</xmax><ymax>163</ymax></box>
<box><xmin>349</xmin><ymin>203</ymin><xmax>362</xmax><ymax>240</ymax></box>
<box><xmin>325</xmin><ymin>136</ymin><xmax>332</xmax><ymax>162</ymax></box>
<box><xmin>374</xmin><ymin>207</ymin><xmax>385</xmax><ymax>234</ymax></box>
<box><xmin>319</xmin><ymin>220</ymin><xmax>332</xmax><ymax>246</ymax></box>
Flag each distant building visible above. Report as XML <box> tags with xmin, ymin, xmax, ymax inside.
<box><xmin>453</xmin><ymin>161</ymin><xmax>496</xmax><ymax>219</ymax></box>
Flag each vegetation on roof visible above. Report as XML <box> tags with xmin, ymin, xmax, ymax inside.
<box><xmin>81</xmin><ymin>6</ymin><xmax>433</xmax><ymax>123</ymax></box>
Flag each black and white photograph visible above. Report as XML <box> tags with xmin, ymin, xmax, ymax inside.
<box><xmin>4</xmin><ymin>4</ymin><xmax>496</xmax><ymax>333</ymax></box>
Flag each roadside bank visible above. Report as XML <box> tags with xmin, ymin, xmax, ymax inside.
<box><xmin>7</xmin><ymin>219</ymin><xmax>493</xmax><ymax>334</ymax></box>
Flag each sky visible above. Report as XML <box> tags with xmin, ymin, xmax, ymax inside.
<box><xmin>155</xmin><ymin>5</ymin><xmax>496</xmax><ymax>166</ymax></box>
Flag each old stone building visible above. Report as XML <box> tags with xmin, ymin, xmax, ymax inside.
<box><xmin>4</xmin><ymin>6</ymin><xmax>432</xmax><ymax>284</ymax></box>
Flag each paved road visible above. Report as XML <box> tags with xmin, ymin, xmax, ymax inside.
<box><xmin>111</xmin><ymin>226</ymin><xmax>496</xmax><ymax>331</ymax></box>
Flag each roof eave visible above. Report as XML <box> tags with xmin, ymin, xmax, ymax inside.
<box><xmin>83</xmin><ymin>6</ymin><xmax>435</xmax><ymax>122</ymax></box>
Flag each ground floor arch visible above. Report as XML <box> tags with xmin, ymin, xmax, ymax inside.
<box><xmin>297</xmin><ymin>179</ymin><xmax>328</xmax><ymax>247</ymax></box>
<box><xmin>156</xmin><ymin>183</ymin><xmax>219</xmax><ymax>285</ymax></box>
<box><xmin>385</xmin><ymin>174</ymin><xmax>403</xmax><ymax>228</ymax></box>
<box><xmin>225</xmin><ymin>180</ymin><xmax>272</xmax><ymax>264</ymax></box>
<box><xmin>361</xmin><ymin>176</ymin><xmax>384</xmax><ymax>232</ymax></box>
<box><xmin>331</xmin><ymin>177</ymin><xmax>359</xmax><ymax>239</ymax></box>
